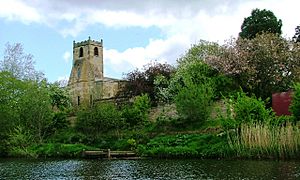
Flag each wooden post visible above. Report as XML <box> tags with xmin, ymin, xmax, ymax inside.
<box><xmin>107</xmin><ymin>149</ymin><xmax>111</xmax><ymax>159</ymax></box>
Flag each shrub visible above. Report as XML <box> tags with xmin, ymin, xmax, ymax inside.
<box><xmin>290</xmin><ymin>83</ymin><xmax>300</xmax><ymax>122</ymax></box>
<box><xmin>76</xmin><ymin>102</ymin><xmax>125</xmax><ymax>135</ymax></box>
<box><xmin>234</xmin><ymin>93</ymin><xmax>274</xmax><ymax>125</ymax></box>
<box><xmin>121</xmin><ymin>94</ymin><xmax>151</xmax><ymax>127</ymax></box>
<box><xmin>137</xmin><ymin>134</ymin><xmax>230</xmax><ymax>158</ymax></box>
<box><xmin>219</xmin><ymin>92</ymin><xmax>275</xmax><ymax>130</ymax></box>
<box><xmin>30</xmin><ymin>143</ymin><xmax>97</xmax><ymax>157</ymax></box>
<box><xmin>175</xmin><ymin>82</ymin><xmax>213</xmax><ymax>124</ymax></box>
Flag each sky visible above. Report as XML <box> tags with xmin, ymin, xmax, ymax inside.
<box><xmin>0</xmin><ymin>0</ymin><xmax>299</xmax><ymax>82</ymax></box>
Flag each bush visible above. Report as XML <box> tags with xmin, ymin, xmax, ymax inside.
<box><xmin>121</xmin><ymin>94</ymin><xmax>151</xmax><ymax>127</ymax></box>
<box><xmin>175</xmin><ymin>82</ymin><xmax>213</xmax><ymax>124</ymax></box>
<box><xmin>76</xmin><ymin>102</ymin><xmax>125</xmax><ymax>135</ymax></box>
<box><xmin>48</xmin><ymin>129</ymin><xmax>88</xmax><ymax>144</ymax></box>
<box><xmin>290</xmin><ymin>83</ymin><xmax>300</xmax><ymax>122</ymax></box>
<box><xmin>234</xmin><ymin>93</ymin><xmax>274</xmax><ymax>125</ymax></box>
<box><xmin>137</xmin><ymin>134</ymin><xmax>230</xmax><ymax>158</ymax></box>
<box><xmin>219</xmin><ymin>92</ymin><xmax>275</xmax><ymax>130</ymax></box>
<box><xmin>30</xmin><ymin>143</ymin><xmax>97</xmax><ymax>157</ymax></box>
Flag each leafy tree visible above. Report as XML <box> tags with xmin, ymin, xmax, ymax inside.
<box><xmin>206</xmin><ymin>33</ymin><xmax>300</xmax><ymax>100</ymax></box>
<box><xmin>47</xmin><ymin>82</ymin><xmax>71</xmax><ymax>111</ymax></box>
<box><xmin>76</xmin><ymin>102</ymin><xmax>124</xmax><ymax>136</ymax></box>
<box><xmin>293</xmin><ymin>25</ymin><xmax>300</xmax><ymax>43</ymax></box>
<box><xmin>121</xmin><ymin>94</ymin><xmax>151</xmax><ymax>127</ymax></box>
<box><xmin>162</xmin><ymin>41</ymin><xmax>237</xmax><ymax>102</ymax></box>
<box><xmin>239</xmin><ymin>9</ymin><xmax>282</xmax><ymax>39</ymax></box>
<box><xmin>19</xmin><ymin>81</ymin><xmax>53</xmax><ymax>143</ymax></box>
<box><xmin>121</xmin><ymin>61</ymin><xmax>175</xmax><ymax>105</ymax></box>
<box><xmin>0</xmin><ymin>42</ymin><xmax>44</xmax><ymax>81</ymax></box>
<box><xmin>0</xmin><ymin>43</ymin><xmax>55</xmax><ymax>148</ymax></box>
<box><xmin>175</xmin><ymin>82</ymin><xmax>213</xmax><ymax>124</ymax></box>
<box><xmin>0</xmin><ymin>71</ymin><xmax>25</xmax><ymax>153</ymax></box>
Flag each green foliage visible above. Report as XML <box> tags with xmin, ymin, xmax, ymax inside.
<box><xmin>290</xmin><ymin>83</ymin><xmax>300</xmax><ymax>121</ymax></box>
<box><xmin>175</xmin><ymin>82</ymin><xmax>213</xmax><ymax>124</ymax></box>
<box><xmin>30</xmin><ymin>143</ymin><xmax>96</xmax><ymax>157</ymax></box>
<box><xmin>137</xmin><ymin>134</ymin><xmax>231</xmax><ymax>158</ymax></box>
<box><xmin>206</xmin><ymin>33</ymin><xmax>300</xmax><ymax>100</ymax></box>
<box><xmin>233</xmin><ymin>93</ymin><xmax>274</xmax><ymax>125</ymax></box>
<box><xmin>168</xmin><ymin>43</ymin><xmax>237</xmax><ymax>101</ymax></box>
<box><xmin>0</xmin><ymin>71</ymin><xmax>55</xmax><ymax>144</ymax></box>
<box><xmin>47</xmin><ymin>82</ymin><xmax>71</xmax><ymax>110</ymax></box>
<box><xmin>239</xmin><ymin>8</ymin><xmax>282</xmax><ymax>39</ymax></box>
<box><xmin>219</xmin><ymin>92</ymin><xmax>274</xmax><ymax>129</ymax></box>
<box><xmin>122</xmin><ymin>61</ymin><xmax>175</xmax><ymax>105</ymax></box>
<box><xmin>6</xmin><ymin>126</ymin><xmax>34</xmax><ymax>157</ymax></box>
<box><xmin>0</xmin><ymin>72</ymin><xmax>23</xmax><ymax>135</ymax></box>
<box><xmin>48</xmin><ymin>129</ymin><xmax>88</xmax><ymax>144</ymax></box>
<box><xmin>121</xmin><ymin>94</ymin><xmax>151</xmax><ymax>127</ymax></box>
<box><xmin>76</xmin><ymin>102</ymin><xmax>124</xmax><ymax>135</ymax></box>
<box><xmin>18</xmin><ymin>81</ymin><xmax>53</xmax><ymax>143</ymax></box>
<box><xmin>48</xmin><ymin>111</ymin><xmax>69</xmax><ymax>134</ymax></box>
<box><xmin>270</xmin><ymin>116</ymin><xmax>294</xmax><ymax>126</ymax></box>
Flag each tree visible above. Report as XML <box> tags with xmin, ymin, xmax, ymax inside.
<box><xmin>162</xmin><ymin>41</ymin><xmax>237</xmax><ymax>102</ymax></box>
<box><xmin>18</xmin><ymin>81</ymin><xmax>53</xmax><ymax>143</ymax></box>
<box><xmin>175</xmin><ymin>82</ymin><xmax>213</xmax><ymax>124</ymax></box>
<box><xmin>122</xmin><ymin>61</ymin><xmax>175</xmax><ymax>105</ymax></box>
<box><xmin>0</xmin><ymin>42</ymin><xmax>44</xmax><ymax>81</ymax></box>
<box><xmin>121</xmin><ymin>94</ymin><xmax>151</xmax><ymax>127</ymax></box>
<box><xmin>205</xmin><ymin>33</ymin><xmax>300</xmax><ymax>100</ymax></box>
<box><xmin>76</xmin><ymin>102</ymin><xmax>124</xmax><ymax>136</ymax></box>
<box><xmin>239</xmin><ymin>9</ymin><xmax>282</xmax><ymax>39</ymax></box>
<box><xmin>293</xmin><ymin>25</ymin><xmax>300</xmax><ymax>43</ymax></box>
<box><xmin>47</xmin><ymin>82</ymin><xmax>71</xmax><ymax>111</ymax></box>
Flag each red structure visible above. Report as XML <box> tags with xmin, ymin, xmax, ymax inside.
<box><xmin>272</xmin><ymin>91</ymin><xmax>292</xmax><ymax>116</ymax></box>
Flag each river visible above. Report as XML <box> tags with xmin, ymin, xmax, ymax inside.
<box><xmin>1</xmin><ymin>158</ymin><xmax>300</xmax><ymax>179</ymax></box>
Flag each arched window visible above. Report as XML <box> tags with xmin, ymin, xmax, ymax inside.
<box><xmin>79</xmin><ymin>47</ymin><xmax>83</xmax><ymax>57</ymax></box>
<box><xmin>94</xmin><ymin>47</ymin><xmax>99</xmax><ymax>56</ymax></box>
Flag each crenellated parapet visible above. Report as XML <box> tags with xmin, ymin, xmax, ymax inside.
<box><xmin>73</xmin><ymin>36</ymin><xmax>103</xmax><ymax>48</ymax></box>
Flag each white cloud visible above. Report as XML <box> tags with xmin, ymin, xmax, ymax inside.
<box><xmin>2</xmin><ymin>0</ymin><xmax>300</xmax><ymax>78</ymax></box>
<box><xmin>63</xmin><ymin>51</ymin><xmax>71</xmax><ymax>63</ymax></box>
<box><xmin>0</xmin><ymin>0</ymin><xmax>41</xmax><ymax>24</ymax></box>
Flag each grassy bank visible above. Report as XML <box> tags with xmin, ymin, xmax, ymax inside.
<box><xmin>7</xmin><ymin>143</ymin><xmax>98</xmax><ymax>158</ymax></box>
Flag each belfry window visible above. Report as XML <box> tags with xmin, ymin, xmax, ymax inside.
<box><xmin>94</xmin><ymin>47</ymin><xmax>99</xmax><ymax>56</ymax></box>
<box><xmin>79</xmin><ymin>47</ymin><xmax>83</xmax><ymax>57</ymax></box>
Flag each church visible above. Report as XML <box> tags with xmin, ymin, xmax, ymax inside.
<box><xmin>68</xmin><ymin>37</ymin><xmax>126</xmax><ymax>106</ymax></box>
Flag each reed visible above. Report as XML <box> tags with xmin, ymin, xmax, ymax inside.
<box><xmin>227</xmin><ymin>123</ymin><xmax>300</xmax><ymax>159</ymax></box>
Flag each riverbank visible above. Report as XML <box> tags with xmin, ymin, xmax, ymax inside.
<box><xmin>4</xmin><ymin>122</ymin><xmax>300</xmax><ymax>160</ymax></box>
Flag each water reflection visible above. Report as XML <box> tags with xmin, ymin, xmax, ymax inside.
<box><xmin>0</xmin><ymin>158</ymin><xmax>300</xmax><ymax>179</ymax></box>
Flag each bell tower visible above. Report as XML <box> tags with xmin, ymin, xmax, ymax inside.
<box><xmin>68</xmin><ymin>37</ymin><xmax>103</xmax><ymax>106</ymax></box>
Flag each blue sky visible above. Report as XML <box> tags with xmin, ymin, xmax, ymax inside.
<box><xmin>0</xmin><ymin>0</ymin><xmax>299</xmax><ymax>82</ymax></box>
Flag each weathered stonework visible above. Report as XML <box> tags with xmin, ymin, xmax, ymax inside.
<box><xmin>68</xmin><ymin>37</ymin><xmax>125</xmax><ymax>106</ymax></box>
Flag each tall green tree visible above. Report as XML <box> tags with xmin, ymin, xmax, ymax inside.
<box><xmin>239</xmin><ymin>9</ymin><xmax>282</xmax><ymax>39</ymax></box>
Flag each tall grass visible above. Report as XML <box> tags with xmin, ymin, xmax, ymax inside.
<box><xmin>227</xmin><ymin>123</ymin><xmax>300</xmax><ymax>159</ymax></box>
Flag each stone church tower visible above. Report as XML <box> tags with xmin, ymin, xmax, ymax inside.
<box><xmin>68</xmin><ymin>37</ymin><xmax>125</xmax><ymax>106</ymax></box>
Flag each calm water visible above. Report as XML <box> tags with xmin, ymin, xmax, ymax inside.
<box><xmin>1</xmin><ymin>158</ymin><xmax>300</xmax><ymax>179</ymax></box>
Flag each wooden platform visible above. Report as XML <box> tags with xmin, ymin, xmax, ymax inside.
<box><xmin>82</xmin><ymin>149</ymin><xmax>138</xmax><ymax>159</ymax></box>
